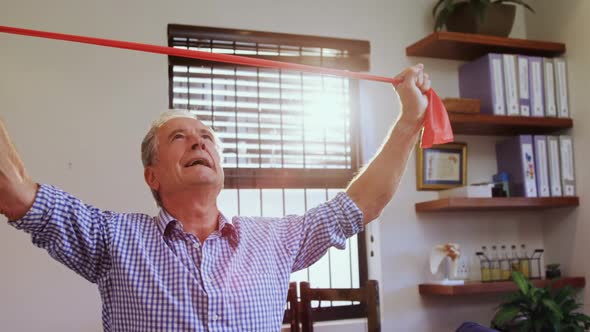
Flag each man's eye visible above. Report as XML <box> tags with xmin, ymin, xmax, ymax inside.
<box><xmin>202</xmin><ymin>134</ymin><xmax>213</xmax><ymax>141</ymax></box>
<box><xmin>173</xmin><ymin>133</ymin><xmax>185</xmax><ymax>140</ymax></box>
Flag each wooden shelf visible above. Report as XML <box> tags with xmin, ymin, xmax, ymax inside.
<box><xmin>415</xmin><ymin>197</ymin><xmax>579</xmax><ymax>212</ymax></box>
<box><xmin>419</xmin><ymin>277</ymin><xmax>585</xmax><ymax>296</ymax></box>
<box><xmin>406</xmin><ymin>32</ymin><xmax>566</xmax><ymax>61</ymax></box>
<box><xmin>449</xmin><ymin>113</ymin><xmax>573</xmax><ymax>136</ymax></box>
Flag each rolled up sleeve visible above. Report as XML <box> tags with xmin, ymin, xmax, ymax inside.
<box><xmin>277</xmin><ymin>192</ymin><xmax>364</xmax><ymax>272</ymax></box>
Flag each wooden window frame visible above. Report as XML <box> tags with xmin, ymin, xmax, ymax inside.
<box><xmin>167</xmin><ymin>24</ymin><xmax>369</xmax><ymax>322</ymax></box>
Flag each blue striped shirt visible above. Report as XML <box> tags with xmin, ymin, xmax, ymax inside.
<box><xmin>10</xmin><ymin>184</ymin><xmax>363</xmax><ymax>331</ymax></box>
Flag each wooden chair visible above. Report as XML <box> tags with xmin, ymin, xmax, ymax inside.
<box><xmin>299</xmin><ymin>280</ymin><xmax>380</xmax><ymax>332</ymax></box>
<box><xmin>285</xmin><ymin>281</ymin><xmax>300</xmax><ymax>332</ymax></box>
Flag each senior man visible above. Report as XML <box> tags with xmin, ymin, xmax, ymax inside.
<box><xmin>0</xmin><ymin>64</ymin><xmax>430</xmax><ymax>331</ymax></box>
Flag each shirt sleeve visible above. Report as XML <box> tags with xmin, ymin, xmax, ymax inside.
<box><xmin>9</xmin><ymin>184</ymin><xmax>114</xmax><ymax>283</ymax></box>
<box><xmin>277</xmin><ymin>192</ymin><xmax>364</xmax><ymax>272</ymax></box>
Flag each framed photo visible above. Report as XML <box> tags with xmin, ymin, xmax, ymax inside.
<box><xmin>416</xmin><ymin>142</ymin><xmax>467</xmax><ymax>190</ymax></box>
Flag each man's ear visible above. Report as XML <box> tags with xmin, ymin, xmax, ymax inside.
<box><xmin>144</xmin><ymin>167</ymin><xmax>159</xmax><ymax>191</ymax></box>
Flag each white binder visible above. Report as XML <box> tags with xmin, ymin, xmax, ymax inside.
<box><xmin>554</xmin><ymin>58</ymin><xmax>570</xmax><ymax>118</ymax></box>
<box><xmin>491</xmin><ymin>55</ymin><xmax>506</xmax><ymax>115</ymax></box>
<box><xmin>503</xmin><ymin>54</ymin><xmax>520</xmax><ymax>116</ymax></box>
<box><xmin>517</xmin><ymin>55</ymin><xmax>531</xmax><ymax>116</ymax></box>
<box><xmin>543</xmin><ymin>58</ymin><xmax>557</xmax><ymax>117</ymax></box>
<box><xmin>533</xmin><ymin>136</ymin><xmax>550</xmax><ymax>197</ymax></box>
<box><xmin>559</xmin><ymin>135</ymin><xmax>576</xmax><ymax>196</ymax></box>
<box><xmin>546</xmin><ymin>136</ymin><xmax>562</xmax><ymax>196</ymax></box>
<box><xmin>530</xmin><ymin>57</ymin><xmax>545</xmax><ymax>117</ymax></box>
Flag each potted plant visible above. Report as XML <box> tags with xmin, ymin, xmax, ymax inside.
<box><xmin>546</xmin><ymin>264</ymin><xmax>562</xmax><ymax>279</ymax></box>
<box><xmin>432</xmin><ymin>0</ymin><xmax>535</xmax><ymax>37</ymax></box>
<box><xmin>492</xmin><ymin>271</ymin><xmax>590</xmax><ymax>331</ymax></box>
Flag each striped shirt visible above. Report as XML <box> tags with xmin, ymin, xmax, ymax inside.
<box><xmin>10</xmin><ymin>184</ymin><xmax>363</xmax><ymax>331</ymax></box>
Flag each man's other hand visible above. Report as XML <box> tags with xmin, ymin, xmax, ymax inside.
<box><xmin>0</xmin><ymin>118</ymin><xmax>37</xmax><ymax>220</ymax></box>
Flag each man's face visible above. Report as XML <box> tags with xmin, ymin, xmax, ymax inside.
<box><xmin>145</xmin><ymin>117</ymin><xmax>224</xmax><ymax>200</ymax></box>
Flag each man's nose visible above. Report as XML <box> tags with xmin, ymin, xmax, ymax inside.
<box><xmin>190</xmin><ymin>136</ymin><xmax>205</xmax><ymax>150</ymax></box>
<box><xmin>191</xmin><ymin>142</ymin><xmax>205</xmax><ymax>150</ymax></box>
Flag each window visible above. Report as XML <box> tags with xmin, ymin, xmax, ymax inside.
<box><xmin>168</xmin><ymin>24</ymin><xmax>369</xmax><ymax>321</ymax></box>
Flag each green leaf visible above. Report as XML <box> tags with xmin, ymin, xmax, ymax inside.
<box><xmin>561</xmin><ymin>299</ymin><xmax>581</xmax><ymax>314</ymax></box>
<box><xmin>572</xmin><ymin>313</ymin><xmax>590</xmax><ymax>323</ymax></box>
<box><xmin>551</xmin><ymin>319</ymin><xmax>561</xmax><ymax>332</ymax></box>
<box><xmin>531</xmin><ymin>287</ymin><xmax>542</xmax><ymax>303</ymax></box>
<box><xmin>444</xmin><ymin>0</ymin><xmax>454</xmax><ymax>10</ymax></box>
<box><xmin>434</xmin><ymin>7</ymin><xmax>452</xmax><ymax>31</ymax></box>
<box><xmin>555</xmin><ymin>286</ymin><xmax>575</xmax><ymax>304</ymax></box>
<box><xmin>433</xmin><ymin>0</ymin><xmax>456</xmax><ymax>17</ymax></box>
<box><xmin>542</xmin><ymin>298</ymin><xmax>565</xmax><ymax>321</ymax></box>
<box><xmin>512</xmin><ymin>271</ymin><xmax>529</xmax><ymax>295</ymax></box>
<box><xmin>493</xmin><ymin>0</ymin><xmax>536</xmax><ymax>13</ymax></box>
<box><xmin>469</xmin><ymin>0</ymin><xmax>489</xmax><ymax>22</ymax></box>
<box><xmin>518</xmin><ymin>320</ymin><xmax>532</xmax><ymax>332</ymax></box>
<box><xmin>432</xmin><ymin>0</ymin><xmax>447</xmax><ymax>17</ymax></box>
<box><xmin>502</xmin><ymin>292</ymin><xmax>526</xmax><ymax>305</ymax></box>
<box><xmin>493</xmin><ymin>305</ymin><xmax>521</xmax><ymax>326</ymax></box>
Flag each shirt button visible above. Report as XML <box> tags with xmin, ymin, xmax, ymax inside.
<box><xmin>193</xmin><ymin>243</ymin><xmax>199</xmax><ymax>249</ymax></box>
<box><xmin>212</xmin><ymin>313</ymin><xmax>219</xmax><ymax>321</ymax></box>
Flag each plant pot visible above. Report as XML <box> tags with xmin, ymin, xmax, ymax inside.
<box><xmin>546</xmin><ymin>269</ymin><xmax>561</xmax><ymax>279</ymax></box>
<box><xmin>445</xmin><ymin>3</ymin><xmax>516</xmax><ymax>37</ymax></box>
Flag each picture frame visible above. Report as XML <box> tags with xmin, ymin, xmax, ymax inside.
<box><xmin>416</xmin><ymin>142</ymin><xmax>467</xmax><ymax>190</ymax></box>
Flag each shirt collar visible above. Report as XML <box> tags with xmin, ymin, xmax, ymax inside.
<box><xmin>156</xmin><ymin>209</ymin><xmax>239</xmax><ymax>248</ymax></box>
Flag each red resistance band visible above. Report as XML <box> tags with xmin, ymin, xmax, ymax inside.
<box><xmin>0</xmin><ymin>25</ymin><xmax>453</xmax><ymax>148</ymax></box>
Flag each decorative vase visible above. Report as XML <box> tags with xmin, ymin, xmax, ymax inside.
<box><xmin>445</xmin><ymin>3</ymin><xmax>516</xmax><ymax>37</ymax></box>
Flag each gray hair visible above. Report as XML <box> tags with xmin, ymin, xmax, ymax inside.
<box><xmin>141</xmin><ymin>110</ymin><xmax>223</xmax><ymax>206</ymax></box>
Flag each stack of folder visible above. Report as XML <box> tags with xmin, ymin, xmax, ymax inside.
<box><xmin>495</xmin><ymin>135</ymin><xmax>576</xmax><ymax>197</ymax></box>
<box><xmin>459</xmin><ymin>53</ymin><xmax>570</xmax><ymax>118</ymax></box>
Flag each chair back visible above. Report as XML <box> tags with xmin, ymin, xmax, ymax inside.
<box><xmin>285</xmin><ymin>282</ymin><xmax>299</xmax><ymax>332</ymax></box>
<box><xmin>299</xmin><ymin>280</ymin><xmax>380</xmax><ymax>332</ymax></box>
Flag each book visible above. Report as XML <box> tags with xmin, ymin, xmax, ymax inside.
<box><xmin>459</xmin><ymin>53</ymin><xmax>506</xmax><ymax>115</ymax></box>
<box><xmin>496</xmin><ymin>135</ymin><xmax>537</xmax><ymax>197</ymax></box>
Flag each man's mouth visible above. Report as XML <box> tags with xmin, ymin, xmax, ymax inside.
<box><xmin>184</xmin><ymin>158</ymin><xmax>212</xmax><ymax>168</ymax></box>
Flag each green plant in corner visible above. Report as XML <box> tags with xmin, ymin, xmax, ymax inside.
<box><xmin>492</xmin><ymin>271</ymin><xmax>590</xmax><ymax>332</ymax></box>
<box><xmin>432</xmin><ymin>0</ymin><xmax>535</xmax><ymax>32</ymax></box>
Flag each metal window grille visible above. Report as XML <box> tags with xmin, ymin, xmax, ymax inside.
<box><xmin>167</xmin><ymin>25</ymin><xmax>369</xmax><ymax>321</ymax></box>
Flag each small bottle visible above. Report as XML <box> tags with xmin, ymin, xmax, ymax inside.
<box><xmin>510</xmin><ymin>245</ymin><xmax>520</xmax><ymax>273</ymax></box>
<box><xmin>490</xmin><ymin>245</ymin><xmax>501</xmax><ymax>281</ymax></box>
<box><xmin>520</xmin><ymin>244</ymin><xmax>530</xmax><ymax>278</ymax></box>
<box><xmin>500</xmin><ymin>245</ymin><xmax>511</xmax><ymax>280</ymax></box>
<box><xmin>480</xmin><ymin>246</ymin><xmax>491</xmax><ymax>282</ymax></box>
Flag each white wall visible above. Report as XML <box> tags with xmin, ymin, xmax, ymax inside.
<box><xmin>525</xmin><ymin>0</ymin><xmax>590</xmax><ymax>314</ymax></box>
<box><xmin>0</xmin><ymin>0</ymin><xmax>547</xmax><ymax>331</ymax></box>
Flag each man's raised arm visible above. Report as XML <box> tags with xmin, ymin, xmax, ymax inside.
<box><xmin>0</xmin><ymin>117</ymin><xmax>38</xmax><ymax>221</ymax></box>
<box><xmin>346</xmin><ymin>64</ymin><xmax>431</xmax><ymax>224</ymax></box>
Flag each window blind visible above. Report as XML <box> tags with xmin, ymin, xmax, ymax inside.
<box><xmin>168</xmin><ymin>25</ymin><xmax>367</xmax><ymax>189</ymax></box>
